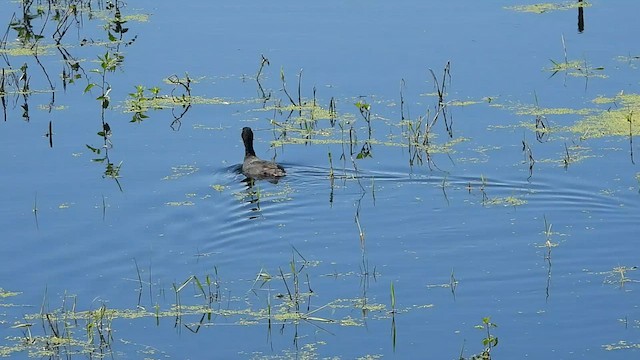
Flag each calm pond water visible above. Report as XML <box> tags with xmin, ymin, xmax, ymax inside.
<box><xmin>1</xmin><ymin>0</ymin><xmax>639</xmax><ymax>359</ymax></box>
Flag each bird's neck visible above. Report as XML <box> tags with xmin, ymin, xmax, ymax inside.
<box><xmin>244</xmin><ymin>145</ymin><xmax>256</xmax><ymax>158</ymax></box>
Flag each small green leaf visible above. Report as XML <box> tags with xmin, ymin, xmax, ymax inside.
<box><xmin>86</xmin><ymin>144</ymin><xmax>100</xmax><ymax>154</ymax></box>
<box><xmin>84</xmin><ymin>83</ymin><xmax>95</xmax><ymax>93</ymax></box>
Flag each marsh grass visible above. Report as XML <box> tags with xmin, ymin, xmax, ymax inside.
<box><xmin>259</xmin><ymin>61</ymin><xmax>463</xmax><ymax>176</ymax></box>
<box><xmin>541</xmin><ymin>216</ymin><xmax>558</xmax><ymax>299</ymax></box>
<box><xmin>562</xmin><ymin>142</ymin><xmax>571</xmax><ymax>169</ymax></box>
<box><xmin>7</xmin><ymin>292</ymin><xmax>116</xmax><ymax>358</ymax></box>
<box><xmin>522</xmin><ymin>137</ymin><xmax>535</xmax><ymax>180</ymax></box>
<box><xmin>390</xmin><ymin>282</ymin><xmax>397</xmax><ymax>351</ymax></box>
<box><xmin>532</xmin><ymin>91</ymin><xmax>549</xmax><ymax>143</ymax></box>
<box><xmin>250</xmin><ymin>248</ymin><xmax>337</xmax><ymax>339</ymax></box>
<box><xmin>3</xmin><ymin>252</ymin><xmax>428</xmax><ymax>358</ymax></box>
<box><xmin>255</xmin><ymin>54</ymin><xmax>270</xmax><ymax>100</ymax></box>
<box><xmin>31</xmin><ymin>192</ymin><xmax>39</xmax><ymax>230</ymax></box>
<box><xmin>401</xmin><ymin>62</ymin><xmax>456</xmax><ymax>169</ymax></box>
<box><xmin>0</xmin><ymin>68</ymin><xmax>6</xmax><ymax>121</ymax></box>
<box><xmin>546</xmin><ymin>35</ymin><xmax>606</xmax><ymax>86</ymax></box>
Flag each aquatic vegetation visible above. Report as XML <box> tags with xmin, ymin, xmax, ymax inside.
<box><xmin>0</xmin><ymin>288</ymin><xmax>21</xmax><ymax>299</ymax></box>
<box><xmin>505</xmin><ymin>1</ymin><xmax>591</xmax><ymax>14</ymax></box>
<box><xmin>2</xmin><ymin>0</ymin><xmax>639</xmax><ymax>358</ymax></box>
<box><xmin>458</xmin><ymin>317</ymin><xmax>499</xmax><ymax>360</ymax></box>
<box><xmin>165</xmin><ymin>201</ymin><xmax>195</xmax><ymax>206</ymax></box>
<box><xmin>546</xmin><ymin>59</ymin><xmax>606</xmax><ymax>79</ymax></box>
<box><xmin>483</xmin><ymin>195</ymin><xmax>527</xmax><ymax>207</ymax></box>
<box><xmin>124</xmin><ymin>74</ymin><xmax>210</xmax><ymax>129</ymax></box>
<box><xmin>615</xmin><ymin>54</ymin><xmax>640</xmax><ymax>69</ymax></box>
<box><xmin>573</xmin><ymin>95</ymin><xmax>640</xmax><ymax>139</ymax></box>
<box><xmin>426</xmin><ymin>269</ymin><xmax>459</xmax><ymax>296</ymax></box>
<box><xmin>603</xmin><ymin>340</ymin><xmax>640</xmax><ymax>351</ymax></box>
<box><xmin>511</xmin><ymin>104</ymin><xmax>593</xmax><ymax>117</ymax></box>
<box><xmin>211</xmin><ymin>184</ymin><xmax>226</xmax><ymax>192</ymax></box>
<box><xmin>162</xmin><ymin>164</ymin><xmax>199</xmax><ymax>180</ymax></box>
<box><xmin>476</xmin><ymin>317</ymin><xmax>499</xmax><ymax>358</ymax></box>
<box><xmin>602</xmin><ymin>266</ymin><xmax>638</xmax><ymax>287</ymax></box>
<box><xmin>543</xmin><ymin>35</ymin><xmax>606</xmax><ymax>79</ymax></box>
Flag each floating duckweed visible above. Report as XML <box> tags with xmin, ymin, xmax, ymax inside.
<box><xmin>193</xmin><ymin>123</ymin><xmax>226</xmax><ymax>131</ymax></box>
<box><xmin>211</xmin><ymin>184</ymin><xmax>226</xmax><ymax>192</ymax></box>
<box><xmin>0</xmin><ymin>44</ymin><xmax>55</xmax><ymax>56</ymax></box>
<box><xmin>340</xmin><ymin>316</ymin><xmax>363</xmax><ymax>326</ymax></box>
<box><xmin>485</xmin><ymin>196</ymin><xmax>527</xmax><ymax>207</ymax></box>
<box><xmin>603</xmin><ymin>340</ymin><xmax>640</xmax><ymax>351</ymax></box>
<box><xmin>124</xmin><ymin>95</ymin><xmax>231</xmax><ymax>114</ymax></box>
<box><xmin>0</xmin><ymin>288</ymin><xmax>21</xmax><ymax>298</ymax></box>
<box><xmin>572</xmin><ymin>96</ymin><xmax>640</xmax><ymax>138</ymax></box>
<box><xmin>615</xmin><ymin>55</ymin><xmax>640</xmax><ymax>67</ymax></box>
<box><xmin>162</xmin><ymin>164</ymin><xmax>198</xmax><ymax>180</ymax></box>
<box><xmin>37</xmin><ymin>104</ymin><xmax>67</xmax><ymax>111</ymax></box>
<box><xmin>505</xmin><ymin>2</ymin><xmax>591</xmax><ymax>14</ymax></box>
<box><xmin>513</xmin><ymin>104</ymin><xmax>593</xmax><ymax>116</ymax></box>
<box><xmin>91</xmin><ymin>9</ymin><xmax>150</xmax><ymax>23</ymax></box>
<box><xmin>121</xmin><ymin>14</ymin><xmax>151</xmax><ymax>22</ymax></box>
<box><xmin>165</xmin><ymin>201</ymin><xmax>195</xmax><ymax>206</ymax></box>
<box><xmin>449</xmin><ymin>100</ymin><xmax>481</xmax><ymax>107</ymax></box>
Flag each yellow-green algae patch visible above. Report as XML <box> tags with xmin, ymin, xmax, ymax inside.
<box><xmin>211</xmin><ymin>184</ymin><xmax>226</xmax><ymax>192</ymax></box>
<box><xmin>124</xmin><ymin>95</ymin><xmax>231</xmax><ymax>113</ymax></box>
<box><xmin>615</xmin><ymin>55</ymin><xmax>640</xmax><ymax>68</ymax></box>
<box><xmin>512</xmin><ymin>104</ymin><xmax>594</xmax><ymax>117</ymax></box>
<box><xmin>121</xmin><ymin>14</ymin><xmax>150</xmax><ymax>22</ymax></box>
<box><xmin>162</xmin><ymin>164</ymin><xmax>198</xmax><ymax>180</ymax></box>
<box><xmin>165</xmin><ymin>201</ymin><xmax>195</xmax><ymax>206</ymax></box>
<box><xmin>250</xmin><ymin>341</ymin><xmax>330</xmax><ymax>360</ymax></box>
<box><xmin>272</xmin><ymin>130</ymin><xmax>467</xmax><ymax>155</ymax></box>
<box><xmin>233</xmin><ymin>182</ymin><xmax>295</xmax><ymax>202</ymax></box>
<box><xmin>260</xmin><ymin>103</ymin><xmax>337</xmax><ymax>121</ymax></box>
<box><xmin>544</xmin><ymin>59</ymin><xmax>607</xmax><ymax>79</ymax></box>
<box><xmin>91</xmin><ymin>9</ymin><xmax>150</xmax><ymax>23</ymax></box>
<box><xmin>604</xmin><ymin>340</ymin><xmax>640</xmax><ymax>351</ymax></box>
<box><xmin>0</xmin><ymin>288</ymin><xmax>20</xmax><ymax>299</ymax></box>
<box><xmin>572</xmin><ymin>93</ymin><xmax>640</xmax><ymax>139</ymax></box>
<box><xmin>449</xmin><ymin>100</ymin><xmax>482</xmax><ymax>107</ymax></box>
<box><xmin>505</xmin><ymin>1</ymin><xmax>591</xmax><ymax>13</ymax></box>
<box><xmin>484</xmin><ymin>196</ymin><xmax>528</xmax><ymax>207</ymax></box>
<box><xmin>0</xmin><ymin>43</ymin><xmax>55</xmax><ymax>56</ymax></box>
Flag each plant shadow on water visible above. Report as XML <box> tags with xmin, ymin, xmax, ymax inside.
<box><xmin>1</xmin><ymin>0</ymin><xmax>640</xmax><ymax>359</ymax></box>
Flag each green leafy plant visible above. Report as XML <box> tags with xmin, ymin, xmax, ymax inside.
<box><xmin>475</xmin><ymin>316</ymin><xmax>498</xmax><ymax>353</ymax></box>
<box><xmin>84</xmin><ymin>51</ymin><xmax>124</xmax><ymax>190</ymax></box>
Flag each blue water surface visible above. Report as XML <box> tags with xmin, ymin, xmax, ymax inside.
<box><xmin>1</xmin><ymin>0</ymin><xmax>639</xmax><ymax>358</ymax></box>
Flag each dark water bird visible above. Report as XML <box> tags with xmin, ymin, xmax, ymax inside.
<box><xmin>241</xmin><ymin>127</ymin><xmax>286</xmax><ymax>179</ymax></box>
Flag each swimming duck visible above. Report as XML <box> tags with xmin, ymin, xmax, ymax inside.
<box><xmin>241</xmin><ymin>127</ymin><xmax>286</xmax><ymax>179</ymax></box>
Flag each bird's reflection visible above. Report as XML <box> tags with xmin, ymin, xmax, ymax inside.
<box><xmin>239</xmin><ymin>175</ymin><xmax>284</xmax><ymax>220</ymax></box>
